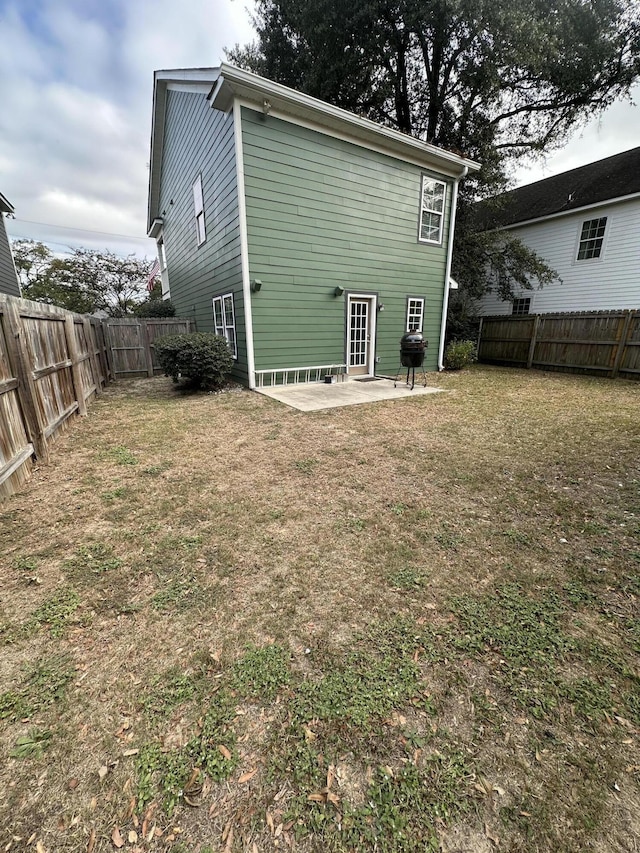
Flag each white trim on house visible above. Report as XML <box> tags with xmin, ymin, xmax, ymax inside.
<box><xmin>438</xmin><ymin>168</ymin><xmax>466</xmax><ymax>370</ymax></box>
<box><xmin>213</xmin><ymin>64</ymin><xmax>479</xmax><ymax>177</ymax></box>
<box><xmin>233</xmin><ymin>100</ymin><xmax>257</xmax><ymax>389</ymax></box>
<box><xmin>346</xmin><ymin>293</ymin><xmax>377</xmax><ymax>377</ymax></box>
<box><xmin>406</xmin><ymin>297</ymin><xmax>425</xmax><ymax>332</ymax></box>
<box><xmin>574</xmin><ymin>215</ymin><xmax>608</xmax><ymax>263</ymax></box>
<box><xmin>213</xmin><ymin>293</ymin><xmax>238</xmax><ymax>359</ymax></box>
<box><xmin>418</xmin><ymin>176</ymin><xmax>446</xmax><ymax>244</ymax></box>
<box><xmin>230</xmin><ymin>98</ymin><xmax>472</xmax><ymax>178</ymax></box>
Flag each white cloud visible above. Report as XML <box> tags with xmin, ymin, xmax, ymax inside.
<box><xmin>0</xmin><ymin>0</ymin><xmax>637</xmax><ymax>260</ymax></box>
<box><xmin>0</xmin><ymin>0</ymin><xmax>255</xmax><ymax>258</ymax></box>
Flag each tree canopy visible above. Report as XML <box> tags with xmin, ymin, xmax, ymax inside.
<box><xmin>12</xmin><ymin>240</ymin><xmax>157</xmax><ymax>316</ymax></box>
<box><xmin>229</xmin><ymin>0</ymin><xmax>640</xmax><ymax>301</ymax></box>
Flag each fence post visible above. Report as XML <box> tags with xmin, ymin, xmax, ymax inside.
<box><xmin>477</xmin><ymin>317</ymin><xmax>484</xmax><ymax>359</ymax></box>
<box><xmin>611</xmin><ymin>310</ymin><xmax>634</xmax><ymax>378</ymax></box>
<box><xmin>83</xmin><ymin>316</ymin><xmax>101</xmax><ymax>395</ymax></box>
<box><xmin>140</xmin><ymin>321</ymin><xmax>155</xmax><ymax>377</ymax></box>
<box><xmin>64</xmin><ymin>315</ymin><xmax>87</xmax><ymax>415</ymax></box>
<box><xmin>527</xmin><ymin>314</ymin><xmax>541</xmax><ymax>369</ymax></box>
<box><xmin>4</xmin><ymin>299</ymin><xmax>49</xmax><ymax>461</ymax></box>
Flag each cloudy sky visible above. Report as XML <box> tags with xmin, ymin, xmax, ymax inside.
<box><xmin>1</xmin><ymin>0</ymin><xmax>639</xmax><ymax>261</ymax></box>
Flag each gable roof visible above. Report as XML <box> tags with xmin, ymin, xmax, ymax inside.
<box><xmin>147</xmin><ymin>64</ymin><xmax>480</xmax><ymax>233</ymax></box>
<box><xmin>479</xmin><ymin>146</ymin><xmax>640</xmax><ymax>230</ymax></box>
<box><xmin>0</xmin><ymin>192</ymin><xmax>14</xmax><ymax>215</ymax></box>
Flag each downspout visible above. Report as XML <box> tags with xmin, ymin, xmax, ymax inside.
<box><xmin>232</xmin><ymin>100</ymin><xmax>257</xmax><ymax>389</ymax></box>
<box><xmin>438</xmin><ymin>165</ymin><xmax>468</xmax><ymax>371</ymax></box>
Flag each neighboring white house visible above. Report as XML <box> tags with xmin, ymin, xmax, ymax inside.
<box><xmin>476</xmin><ymin>146</ymin><xmax>640</xmax><ymax>316</ymax></box>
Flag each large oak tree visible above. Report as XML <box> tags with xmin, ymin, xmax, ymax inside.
<box><xmin>229</xmin><ymin>0</ymin><xmax>640</xmax><ymax>304</ymax></box>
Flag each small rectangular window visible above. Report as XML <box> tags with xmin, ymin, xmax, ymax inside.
<box><xmin>406</xmin><ymin>297</ymin><xmax>425</xmax><ymax>332</ymax></box>
<box><xmin>158</xmin><ymin>239</ymin><xmax>167</xmax><ymax>271</ymax></box>
<box><xmin>193</xmin><ymin>174</ymin><xmax>206</xmax><ymax>245</ymax></box>
<box><xmin>577</xmin><ymin>217</ymin><xmax>606</xmax><ymax>260</ymax></box>
<box><xmin>418</xmin><ymin>176</ymin><xmax>446</xmax><ymax>244</ymax></box>
<box><xmin>512</xmin><ymin>297</ymin><xmax>531</xmax><ymax>316</ymax></box>
<box><xmin>213</xmin><ymin>293</ymin><xmax>237</xmax><ymax>358</ymax></box>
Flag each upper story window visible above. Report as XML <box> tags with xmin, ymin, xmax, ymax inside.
<box><xmin>512</xmin><ymin>297</ymin><xmax>531</xmax><ymax>316</ymax></box>
<box><xmin>406</xmin><ymin>297</ymin><xmax>425</xmax><ymax>332</ymax></box>
<box><xmin>577</xmin><ymin>217</ymin><xmax>606</xmax><ymax>260</ymax></box>
<box><xmin>419</xmin><ymin>176</ymin><xmax>446</xmax><ymax>245</ymax></box>
<box><xmin>193</xmin><ymin>174</ymin><xmax>206</xmax><ymax>245</ymax></box>
<box><xmin>213</xmin><ymin>293</ymin><xmax>237</xmax><ymax>359</ymax></box>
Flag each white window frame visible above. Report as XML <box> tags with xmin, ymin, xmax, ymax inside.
<box><xmin>213</xmin><ymin>293</ymin><xmax>237</xmax><ymax>359</ymax></box>
<box><xmin>193</xmin><ymin>174</ymin><xmax>206</xmax><ymax>246</ymax></box>
<box><xmin>406</xmin><ymin>297</ymin><xmax>425</xmax><ymax>332</ymax></box>
<box><xmin>576</xmin><ymin>216</ymin><xmax>607</xmax><ymax>262</ymax></box>
<box><xmin>418</xmin><ymin>176</ymin><xmax>446</xmax><ymax>245</ymax></box>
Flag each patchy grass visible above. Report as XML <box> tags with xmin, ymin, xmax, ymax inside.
<box><xmin>0</xmin><ymin>368</ymin><xmax>638</xmax><ymax>852</ymax></box>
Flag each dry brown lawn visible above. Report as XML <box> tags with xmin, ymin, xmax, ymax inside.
<box><xmin>0</xmin><ymin>365</ymin><xmax>638</xmax><ymax>853</ymax></box>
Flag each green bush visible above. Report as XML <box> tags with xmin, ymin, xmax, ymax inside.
<box><xmin>155</xmin><ymin>332</ymin><xmax>233</xmax><ymax>390</ymax></box>
<box><xmin>135</xmin><ymin>298</ymin><xmax>176</xmax><ymax>318</ymax></box>
<box><xmin>443</xmin><ymin>339</ymin><xmax>477</xmax><ymax>370</ymax></box>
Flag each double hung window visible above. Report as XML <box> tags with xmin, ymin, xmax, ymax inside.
<box><xmin>419</xmin><ymin>177</ymin><xmax>446</xmax><ymax>244</ymax></box>
<box><xmin>193</xmin><ymin>174</ymin><xmax>206</xmax><ymax>245</ymax></box>
<box><xmin>406</xmin><ymin>297</ymin><xmax>425</xmax><ymax>332</ymax></box>
<box><xmin>213</xmin><ymin>294</ymin><xmax>237</xmax><ymax>358</ymax></box>
<box><xmin>576</xmin><ymin>217</ymin><xmax>606</xmax><ymax>260</ymax></box>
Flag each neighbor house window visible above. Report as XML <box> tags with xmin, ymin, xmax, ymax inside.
<box><xmin>512</xmin><ymin>297</ymin><xmax>531</xmax><ymax>316</ymax></box>
<box><xmin>213</xmin><ymin>293</ymin><xmax>237</xmax><ymax>358</ymax></box>
<box><xmin>193</xmin><ymin>174</ymin><xmax>206</xmax><ymax>245</ymax></box>
<box><xmin>419</xmin><ymin>176</ymin><xmax>446</xmax><ymax>244</ymax></box>
<box><xmin>406</xmin><ymin>297</ymin><xmax>425</xmax><ymax>332</ymax></box>
<box><xmin>577</xmin><ymin>217</ymin><xmax>606</xmax><ymax>260</ymax></box>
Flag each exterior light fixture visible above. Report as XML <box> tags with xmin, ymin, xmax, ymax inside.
<box><xmin>378</xmin><ymin>302</ymin><xmax>385</xmax><ymax>312</ymax></box>
<box><xmin>334</xmin><ymin>285</ymin><xmax>345</xmax><ymax>297</ymax></box>
<box><xmin>251</xmin><ymin>279</ymin><xmax>262</xmax><ymax>292</ymax></box>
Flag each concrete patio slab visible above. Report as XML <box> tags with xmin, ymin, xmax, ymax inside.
<box><xmin>255</xmin><ymin>377</ymin><xmax>443</xmax><ymax>411</ymax></box>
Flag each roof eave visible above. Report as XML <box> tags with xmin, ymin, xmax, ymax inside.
<box><xmin>214</xmin><ymin>63</ymin><xmax>480</xmax><ymax>177</ymax></box>
<box><xmin>496</xmin><ymin>189</ymin><xmax>640</xmax><ymax>230</ymax></box>
<box><xmin>0</xmin><ymin>192</ymin><xmax>14</xmax><ymax>215</ymax></box>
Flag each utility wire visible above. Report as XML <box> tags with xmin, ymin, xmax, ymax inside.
<box><xmin>8</xmin><ymin>217</ymin><xmax>152</xmax><ymax>242</ymax></box>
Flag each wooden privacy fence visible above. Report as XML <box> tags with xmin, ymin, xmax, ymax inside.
<box><xmin>0</xmin><ymin>294</ymin><xmax>110</xmax><ymax>497</ymax></box>
<box><xmin>478</xmin><ymin>310</ymin><xmax>640</xmax><ymax>380</ymax></box>
<box><xmin>102</xmin><ymin>317</ymin><xmax>193</xmax><ymax>378</ymax></box>
<box><xmin>0</xmin><ymin>295</ymin><xmax>193</xmax><ymax>498</ymax></box>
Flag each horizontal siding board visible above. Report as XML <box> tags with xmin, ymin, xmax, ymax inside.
<box><xmin>242</xmin><ymin>108</ymin><xmax>450</xmax><ymax>374</ymax></box>
<box><xmin>158</xmin><ymin>89</ymin><xmax>247</xmax><ymax>383</ymax></box>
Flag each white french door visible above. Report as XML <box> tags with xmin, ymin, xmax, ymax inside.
<box><xmin>346</xmin><ymin>294</ymin><xmax>376</xmax><ymax>376</ymax></box>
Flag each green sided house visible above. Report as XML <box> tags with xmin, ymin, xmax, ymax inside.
<box><xmin>147</xmin><ymin>64</ymin><xmax>479</xmax><ymax>388</ymax></box>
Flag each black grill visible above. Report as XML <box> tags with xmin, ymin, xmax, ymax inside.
<box><xmin>400</xmin><ymin>331</ymin><xmax>426</xmax><ymax>368</ymax></box>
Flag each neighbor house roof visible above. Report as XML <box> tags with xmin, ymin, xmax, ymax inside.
<box><xmin>0</xmin><ymin>192</ymin><xmax>14</xmax><ymax>215</ymax></box>
<box><xmin>478</xmin><ymin>146</ymin><xmax>640</xmax><ymax>231</ymax></box>
<box><xmin>147</xmin><ymin>63</ymin><xmax>480</xmax><ymax>233</ymax></box>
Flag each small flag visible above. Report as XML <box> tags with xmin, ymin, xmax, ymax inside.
<box><xmin>147</xmin><ymin>258</ymin><xmax>161</xmax><ymax>291</ymax></box>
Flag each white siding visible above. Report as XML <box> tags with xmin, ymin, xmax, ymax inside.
<box><xmin>479</xmin><ymin>197</ymin><xmax>640</xmax><ymax>315</ymax></box>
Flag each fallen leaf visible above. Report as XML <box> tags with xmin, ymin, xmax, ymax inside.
<box><xmin>98</xmin><ymin>766</ymin><xmax>108</xmax><ymax>781</ymax></box>
<box><xmin>127</xmin><ymin>831</ymin><xmax>138</xmax><ymax>844</ymax></box>
<box><xmin>238</xmin><ymin>768</ymin><xmax>258</xmax><ymax>784</ymax></box>
<box><xmin>67</xmin><ymin>778</ymin><xmax>79</xmax><ymax>790</ymax></box>
<box><xmin>123</xmin><ymin>749</ymin><xmax>139</xmax><ymax>757</ymax></box>
<box><xmin>224</xmin><ymin>826</ymin><xmax>234</xmax><ymax>853</ymax></box>
<box><xmin>266</xmin><ymin>811</ymin><xmax>275</xmax><ymax>833</ymax></box>
<box><xmin>36</xmin><ymin>842</ymin><xmax>46</xmax><ymax>853</ymax></box>
<box><xmin>87</xmin><ymin>828</ymin><xmax>96</xmax><ymax>853</ymax></box>
<box><xmin>307</xmin><ymin>793</ymin><xmax>325</xmax><ymax>803</ymax></box>
<box><xmin>327</xmin><ymin>791</ymin><xmax>340</xmax><ymax>806</ymax></box>
<box><xmin>218</xmin><ymin>745</ymin><xmax>232</xmax><ymax>760</ymax></box>
<box><xmin>111</xmin><ymin>827</ymin><xmax>125</xmax><ymax>848</ymax></box>
<box><xmin>274</xmin><ymin>823</ymin><xmax>283</xmax><ymax>838</ymax></box>
<box><xmin>493</xmin><ymin>785</ymin><xmax>506</xmax><ymax>797</ymax></box>
<box><xmin>304</xmin><ymin>727</ymin><xmax>317</xmax><ymax>743</ymax></box>
<box><xmin>484</xmin><ymin>822</ymin><xmax>500</xmax><ymax>845</ymax></box>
